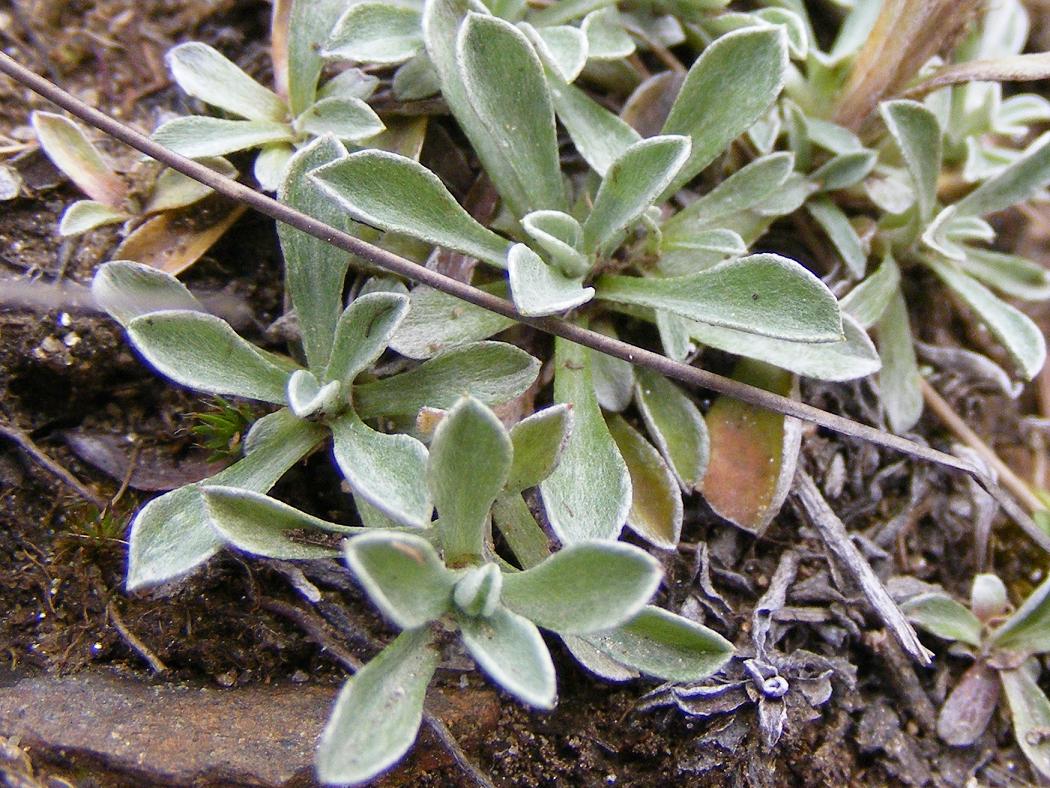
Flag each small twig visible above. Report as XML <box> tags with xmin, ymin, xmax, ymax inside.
<box><xmin>0</xmin><ymin>420</ymin><xmax>106</xmax><ymax>508</ymax></box>
<box><xmin>107</xmin><ymin>600</ymin><xmax>168</xmax><ymax>674</ymax></box>
<box><xmin>794</xmin><ymin>470</ymin><xmax>933</xmax><ymax>666</ymax></box>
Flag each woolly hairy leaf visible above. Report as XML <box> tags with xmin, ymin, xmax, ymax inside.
<box><xmin>389</xmin><ymin>283</ymin><xmax>515</xmax><ymax>359</ymax></box>
<box><xmin>875</xmin><ymin>289</ymin><xmax>924</xmax><ymax>432</ymax></box>
<box><xmin>325</xmin><ymin>293</ymin><xmax>410</xmax><ymax>383</ymax></box>
<box><xmin>354</xmin><ymin>341</ymin><xmax>540</xmax><ymax>418</ymax></box>
<box><xmin>880</xmin><ymin>100</ymin><xmax>941</xmax><ymax>221</ymax></box>
<box><xmin>458</xmin><ymin>607</ymin><xmax>556</xmax><ymax>708</ymax></box>
<box><xmin>92</xmin><ymin>260</ymin><xmax>204</xmax><ymax>326</ymax></box>
<box><xmin>316</xmin><ymin>628</ymin><xmax>438</xmax><ymax>785</ymax></box>
<box><xmin>152</xmin><ymin>117</ymin><xmax>294</xmax><ymax>158</ymax></box>
<box><xmin>508</xmin><ymin>243</ymin><xmax>594</xmax><ymax>316</ymax></box>
<box><xmin>326</xmin><ymin>3</ymin><xmax>423</xmax><ymax>65</ymax></box>
<box><xmin>506</xmin><ymin>404</ymin><xmax>573</xmax><ymax>493</ymax></box>
<box><xmin>901</xmin><ymin>593</ymin><xmax>983</xmax><ymax>646</ymax></box>
<box><xmin>166</xmin><ymin>42</ymin><xmax>286</xmax><ymax>121</ymax></box>
<box><xmin>343</xmin><ymin>532</ymin><xmax>454</xmax><ymax>628</ymax></box>
<box><xmin>635</xmin><ymin>368</ymin><xmax>708</xmax><ymax>490</ymax></box>
<box><xmin>311</xmin><ymin>150</ymin><xmax>510</xmax><ymax>268</ymax></box>
<box><xmin>32</xmin><ymin>112</ymin><xmax>126</xmax><ymax>206</ymax></box>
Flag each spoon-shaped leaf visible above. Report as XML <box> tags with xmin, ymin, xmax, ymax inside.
<box><xmin>166</xmin><ymin>42</ymin><xmax>287</xmax><ymax>122</ymax></box>
<box><xmin>458</xmin><ymin>607</ymin><xmax>556</xmax><ymax>709</ymax></box>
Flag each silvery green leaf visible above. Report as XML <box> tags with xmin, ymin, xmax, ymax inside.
<box><xmin>287</xmin><ymin>0</ymin><xmax>349</xmax><ymax>114</ymax></box>
<box><xmin>580</xmin><ymin>605</ymin><xmax>734</xmax><ymax>682</ymax></box>
<box><xmin>508</xmin><ymin>243</ymin><xmax>595</xmax><ymax>316</ymax></box>
<box><xmin>316</xmin><ymin>628</ymin><xmax>438</xmax><ymax>786</ymax></box>
<box><xmin>954</xmin><ymin>133</ymin><xmax>1050</xmax><ymax>217</ymax></box>
<box><xmin>588</xmin><ymin>321</ymin><xmax>634</xmax><ymax>412</ymax></box>
<box><xmin>522</xmin><ymin>24</ymin><xmax>587</xmax><ymax>84</ymax></box>
<box><xmin>203</xmin><ymin>486</ymin><xmax>360</xmax><ymax>559</ymax></box>
<box><xmin>393</xmin><ymin>53</ymin><xmax>442</xmax><ymax>100</ymax></box>
<box><xmin>287</xmin><ymin>369</ymin><xmax>341</xmax><ymax>418</ymax></box>
<box><xmin>880</xmin><ymin>100</ymin><xmax>942</xmax><ymax>222</ymax></box>
<box><xmin>936</xmin><ymin>661</ymin><xmax>1000</xmax><ymax>746</ymax></box>
<box><xmin>457</xmin><ymin>606</ymin><xmax>556</xmax><ymax>708</ymax></box>
<box><xmin>688</xmin><ymin>312</ymin><xmax>880</xmax><ymax>381</ymax></box>
<box><xmin>582</xmin><ymin>135</ymin><xmax>691</xmax><ymax>253</ymax></box>
<box><xmin>659</xmin><ymin>228</ymin><xmax>747</xmax><ymax>277</ymax></box>
<box><xmin>635</xmin><ymin>368</ymin><xmax>708</xmax><ymax>491</ymax></box>
<box><xmin>547</xmin><ymin>75</ymin><xmax>640</xmax><ymax>177</ymax></box>
<box><xmin>310</xmin><ymin>150</ymin><xmax>510</xmax><ymax>268</ymax></box>
<box><xmin>343</xmin><ymin>532</ymin><xmax>454</xmax><ymax>627</ymax></box>
<box><xmin>506</xmin><ymin>404</ymin><xmax>573</xmax><ymax>492</ymax></box>
<box><xmin>972</xmin><ymin>573</ymin><xmax>1010</xmax><ymax>623</ymax></box>
<box><xmin>540</xmin><ymin>336</ymin><xmax>631</xmax><ymax>543</ymax></box>
<box><xmin>927</xmin><ymin>257</ymin><xmax>1046</xmax><ymax>379</ymax></box>
<box><xmin>325</xmin><ymin>293</ymin><xmax>410</xmax><ymax>383</ymax></box>
<box><xmin>597</xmin><ymin>254</ymin><xmax>843</xmax><ymax>343</ymax></box>
<box><xmin>502</xmin><ymin>541</ymin><xmax>660</xmax><ymax>633</ymax></box>
<box><xmin>295</xmin><ymin>97</ymin><xmax>385</xmax><ymax>142</ymax></box>
<box><xmin>318</xmin><ymin>68</ymin><xmax>381</xmax><ymax>102</ymax></box>
<box><xmin>390</xmin><ymin>283</ymin><xmax>515</xmax><ymax>359</ymax></box>
<box><xmin>354</xmin><ymin>341</ymin><xmax>540</xmax><ymax>419</ymax></box>
<box><xmin>607</xmin><ymin>414</ymin><xmax>683</xmax><ymax>549</ymax></box>
<box><xmin>454</xmin><ymin>563</ymin><xmax>504</xmax><ymax>618</ymax></box>
<box><xmin>960</xmin><ymin>247</ymin><xmax>1050</xmax><ymax>301</ymax></box>
<box><xmin>521</xmin><ymin>210</ymin><xmax>589</xmax><ymax>278</ymax></box>
<box><xmin>429</xmin><ymin>397</ymin><xmax>512</xmax><ymax>562</ymax></box>
<box><xmin>59</xmin><ymin>200</ymin><xmax>127</xmax><ymax>236</ymax></box>
<box><xmin>900</xmin><ymin>592</ymin><xmax>982</xmax><ymax>646</ymax></box>
<box><xmin>144</xmin><ymin>158</ymin><xmax>238</xmax><ymax>214</ymax></box>
<box><xmin>581</xmin><ymin>7</ymin><xmax>634</xmax><ymax>59</ymax></box>
<box><xmin>810</xmin><ymin>149</ymin><xmax>877</xmax><ymax>192</ymax></box>
<box><xmin>841</xmin><ymin>255</ymin><xmax>902</xmax><ymax>329</ymax></box>
<box><xmin>92</xmin><ymin>260</ymin><xmax>203</xmax><ymax>326</ymax></box>
<box><xmin>127</xmin><ymin>311</ymin><xmax>293</xmax><ymax>403</ymax></box>
<box><xmin>456</xmin><ymin>12</ymin><xmax>566</xmax><ymax>216</ymax></box>
<box><xmin>1000</xmin><ymin>665</ymin><xmax>1050</xmax><ymax>780</ymax></box>
<box><xmin>331</xmin><ymin>411</ymin><xmax>432</xmax><ymax>528</ymax></box>
<box><xmin>876</xmin><ymin>289</ymin><xmax>923</xmax><ymax>433</ymax></box>
<box><xmin>279</xmin><ymin>137</ymin><xmax>355</xmax><ymax>372</ymax></box>
<box><xmin>166</xmin><ymin>42</ymin><xmax>286</xmax><ymax>122</ymax></box>
<box><xmin>990</xmin><ymin>574</ymin><xmax>1050</xmax><ymax>655</ymax></box>
<box><xmin>662</xmin><ymin>152</ymin><xmax>794</xmax><ymax>233</ymax></box>
<box><xmin>126</xmin><ymin>409</ymin><xmax>323</xmax><ymax>590</ymax></box>
<box><xmin>32</xmin><ymin>112</ymin><xmax>126</xmax><ymax>206</ymax></box>
<box><xmin>661</xmin><ymin>27</ymin><xmax>788</xmax><ymax>196</ymax></box>
<box><xmin>254</xmin><ymin>144</ymin><xmax>294</xmax><ymax>192</ymax></box>
<box><xmin>806</xmin><ymin>196</ymin><xmax>867</xmax><ymax>278</ymax></box>
<box><xmin>152</xmin><ymin>117</ymin><xmax>294</xmax><ymax>159</ymax></box>
<box><xmin>325</xmin><ymin>3</ymin><xmax>423</xmax><ymax>65</ymax></box>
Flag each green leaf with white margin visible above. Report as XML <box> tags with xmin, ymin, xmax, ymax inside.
<box><xmin>927</xmin><ymin>257</ymin><xmax>1047</xmax><ymax>379</ymax></box>
<box><xmin>429</xmin><ymin>397</ymin><xmax>513</xmax><ymax>563</ymax></box>
<box><xmin>841</xmin><ymin>255</ymin><xmax>901</xmax><ymax>329</ymax></box>
<box><xmin>579</xmin><ymin>605</ymin><xmax>734</xmax><ymax>682</ymax></box>
<box><xmin>990</xmin><ymin>574</ymin><xmax>1050</xmax><ymax>655</ymax></box>
<box><xmin>287</xmin><ymin>0</ymin><xmax>349</xmax><ymax>114</ymax></box>
<box><xmin>597</xmin><ymin>254</ymin><xmax>843</xmax><ymax>343</ymax></box>
<box><xmin>310</xmin><ymin>150</ymin><xmax>510</xmax><ymax>268</ymax></box>
<box><xmin>316</xmin><ymin>628</ymin><xmax>439</xmax><ymax>786</ymax></box>
<box><xmin>635</xmin><ymin>368</ymin><xmax>708</xmax><ymax>490</ymax></box>
<box><xmin>954</xmin><ymin>133</ymin><xmax>1050</xmax><ymax>218</ymax></box>
<box><xmin>331</xmin><ymin>410</ymin><xmax>432</xmax><ymax>528</ymax></box>
<box><xmin>92</xmin><ymin>260</ymin><xmax>204</xmax><ymax>326</ymax></box>
<box><xmin>880</xmin><ymin>100</ymin><xmax>941</xmax><ymax>222</ymax></box>
<box><xmin>582</xmin><ymin>135</ymin><xmax>691</xmax><ymax>253</ymax></box>
<box><xmin>325</xmin><ymin>293</ymin><xmax>410</xmax><ymax>383</ymax></box>
<box><xmin>152</xmin><ymin>117</ymin><xmax>294</xmax><ymax>159</ymax></box>
<box><xmin>127</xmin><ymin>311</ymin><xmax>293</xmax><ymax>403</ymax></box>
<box><xmin>203</xmin><ymin>486</ymin><xmax>361</xmax><ymax>560</ymax></box>
<box><xmin>900</xmin><ymin>593</ymin><xmax>982</xmax><ymax>646</ymax></box>
<box><xmin>31</xmin><ymin>112</ymin><xmax>126</xmax><ymax>206</ymax></box>
<box><xmin>343</xmin><ymin>531</ymin><xmax>454</xmax><ymax>628</ymax></box>
<box><xmin>294</xmin><ymin>97</ymin><xmax>385</xmax><ymax>142</ymax></box>
<box><xmin>540</xmin><ymin>335</ymin><xmax>631</xmax><ymax>543</ymax></box>
<box><xmin>876</xmin><ymin>289</ymin><xmax>923</xmax><ymax>432</ymax></box>
<box><xmin>661</xmin><ymin>27</ymin><xmax>788</xmax><ymax>196</ymax></box>
<box><xmin>325</xmin><ymin>3</ymin><xmax>423</xmax><ymax>65</ymax></box>
<box><xmin>508</xmin><ymin>243</ymin><xmax>594</xmax><ymax>317</ymax></box>
<box><xmin>279</xmin><ymin>137</ymin><xmax>355</xmax><ymax>372</ymax></box>
<box><xmin>354</xmin><ymin>341</ymin><xmax>540</xmax><ymax>419</ymax></box>
<box><xmin>999</xmin><ymin>665</ymin><xmax>1050</xmax><ymax>780</ymax></box>
<box><xmin>59</xmin><ymin>201</ymin><xmax>127</xmax><ymax>236</ymax></box>
<box><xmin>506</xmin><ymin>404</ymin><xmax>573</xmax><ymax>493</ymax></box>
<box><xmin>126</xmin><ymin>409</ymin><xmax>324</xmax><ymax>590</ymax></box>
<box><xmin>166</xmin><ymin>42</ymin><xmax>286</xmax><ymax>122</ymax></box>
<box><xmin>456</xmin><ymin>12</ymin><xmax>567</xmax><ymax>216</ymax></box>
<box><xmin>389</xmin><ymin>282</ymin><xmax>516</xmax><ymax>359</ymax></box>
<box><xmin>457</xmin><ymin>607</ymin><xmax>556</xmax><ymax>708</ymax></box>
<box><xmin>581</xmin><ymin>7</ymin><xmax>634</xmax><ymax>59</ymax></box>
<box><xmin>806</xmin><ymin>196</ymin><xmax>867</xmax><ymax>278</ymax></box>
<box><xmin>502</xmin><ymin>541</ymin><xmax>660</xmax><ymax>633</ymax></box>
<box><xmin>547</xmin><ymin>73</ymin><xmax>640</xmax><ymax>177</ymax></box>
<box><xmin>959</xmin><ymin>247</ymin><xmax>1050</xmax><ymax>301</ymax></box>
<box><xmin>521</xmin><ymin>24</ymin><xmax>587</xmax><ymax>84</ymax></box>
<box><xmin>521</xmin><ymin>210</ymin><xmax>590</xmax><ymax>278</ymax></box>
<box><xmin>607</xmin><ymin>414</ymin><xmax>683</xmax><ymax>549</ymax></box>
